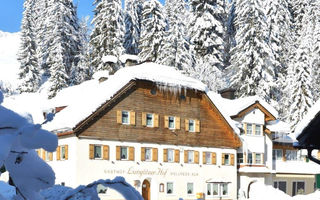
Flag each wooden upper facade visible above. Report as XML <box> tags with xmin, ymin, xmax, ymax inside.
<box><xmin>69</xmin><ymin>80</ymin><xmax>240</xmax><ymax>149</ymax></box>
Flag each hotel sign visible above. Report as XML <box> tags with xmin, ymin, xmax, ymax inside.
<box><xmin>104</xmin><ymin>167</ymin><xmax>199</xmax><ymax>178</ymax></box>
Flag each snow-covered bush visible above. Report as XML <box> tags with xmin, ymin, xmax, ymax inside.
<box><xmin>0</xmin><ymin>90</ymin><xmax>58</xmax><ymax>199</ymax></box>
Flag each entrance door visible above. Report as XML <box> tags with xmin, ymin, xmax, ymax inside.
<box><xmin>142</xmin><ymin>179</ymin><xmax>150</xmax><ymax>200</ymax></box>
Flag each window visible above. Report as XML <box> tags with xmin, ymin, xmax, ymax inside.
<box><xmin>187</xmin><ymin>183</ymin><xmax>193</xmax><ymax>194</ymax></box>
<box><xmin>168</xmin><ymin>116</ymin><xmax>175</xmax><ymax>129</ymax></box>
<box><xmin>292</xmin><ymin>181</ymin><xmax>305</xmax><ymax>196</ymax></box>
<box><xmin>207</xmin><ymin>183</ymin><xmax>229</xmax><ymax>197</ymax></box>
<box><xmin>237</xmin><ymin>153</ymin><xmax>243</xmax><ymax>164</ymax></box>
<box><xmin>286</xmin><ymin>150</ymin><xmax>298</xmax><ymax>161</ymax></box>
<box><xmin>273</xmin><ymin>149</ymin><xmax>283</xmax><ymax>160</ymax></box>
<box><xmin>94</xmin><ymin>145</ymin><xmax>102</xmax><ymax>159</ymax></box>
<box><xmin>205</xmin><ymin>152</ymin><xmax>212</xmax><ymax>164</ymax></box>
<box><xmin>255</xmin><ymin>124</ymin><xmax>262</xmax><ymax>135</ymax></box>
<box><xmin>224</xmin><ymin>154</ymin><xmax>230</xmax><ymax>165</ymax></box>
<box><xmin>255</xmin><ymin>153</ymin><xmax>262</xmax><ymax>164</ymax></box>
<box><xmin>188</xmin><ymin>151</ymin><xmax>194</xmax><ymax>163</ymax></box>
<box><xmin>248</xmin><ymin>153</ymin><xmax>253</xmax><ymax>164</ymax></box>
<box><xmin>45</xmin><ymin>151</ymin><xmax>50</xmax><ymax>161</ymax></box>
<box><xmin>61</xmin><ymin>146</ymin><xmax>66</xmax><ymax>160</ymax></box>
<box><xmin>274</xmin><ymin>181</ymin><xmax>287</xmax><ymax>193</ymax></box>
<box><xmin>122</xmin><ymin>111</ymin><xmax>129</xmax><ymax>124</ymax></box>
<box><xmin>145</xmin><ymin>148</ymin><xmax>152</xmax><ymax>161</ymax></box>
<box><xmin>146</xmin><ymin>113</ymin><xmax>153</xmax><ymax>127</ymax></box>
<box><xmin>120</xmin><ymin>147</ymin><xmax>128</xmax><ymax>160</ymax></box>
<box><xmin>167</xmin><ymin>182</ymin><xmax>173</xmax><ymax>194</ymax></box>
<box><xmin>97</xmin><ymin>184</ymin><xmax>107</xmax><ymax>194</ymax></box>
<box><xmin>188</xmin><ymin>120</ymin><xmax>195</xmax><ymax>132</ymax></box>
<box><xmin>247</xmin><ymin>124</ymin><xmax>253</xmax><ymax>135</ymax></box>
<box><xmin>167</xmin><ymin>149</ymin><xmax>174</xmax><ymax>162</ymax></box>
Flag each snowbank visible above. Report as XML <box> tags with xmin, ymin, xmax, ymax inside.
<box><xmin>0</xmin><ymin>181</ymin><xmax>15</xmax><ymax>200</ymax></box>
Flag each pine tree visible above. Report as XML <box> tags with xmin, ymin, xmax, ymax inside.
<box><xmin>90</xmin><ymin>0</ymin><xmax>124</xmax><ymax>73</ymax></box>
<box><xmin>17</xmin><ymin>0</ymin><xmax>41</xmax><ymax>93</ymax></box>
<box><xmin>228</xmin><ymin>0</ymin><xmax>277</xmax><ymax>102</ymax></box>
<box><xmin>188</xmin><ymin>0</ymin><xmax>225</xmax><ymax>69</ymax></box>
<box><xmin>124</xmin><ymin>0</ymin><xmax>144</xmax><ymax>55</ymax></box>
<box><xmin>46</xmin><ymin>0</ymin><xmax>81</xmax><ymax>98</ymax></box>
<box><xmin>158</xmin><ymin>0</ymin><xmax>192</xmax><ymax>71</ymax></box>
<box><xmin>138</xmin><ymin>0</ymin><xmax>166</xmax><ymax>63</ymax></box>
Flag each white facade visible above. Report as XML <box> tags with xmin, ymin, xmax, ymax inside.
<box><xmin>47</xmin><ymin>136</ymin><xmax>238</xmax><ymax>200</ymax></box>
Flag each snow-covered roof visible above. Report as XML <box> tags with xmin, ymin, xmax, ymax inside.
<box><xmin>295</xmin><ymin>99</ymin><xmax>320</xmax><ymax>138</ymax></box>
<box><xmin>102</xmin><ymin>55</ymin><xmax>118</xmax><ymax>63</ymax></box>
<box><xmin>119</xmin><ymin>54</ymin><xmax>139</xmax><ymax>63</ymax></box>
<box><xmin>267</xmin><ymin>120</ymin><xmax>291</xmax><ymax>133</ymax></box>
<box><xmin>43</xmin><ymin>63</ymin><xmax>213</xmax><ymax>132</ymax></box>
<box><xmin>92</xmin><ymin>70</ymin><xmax>109</xmax><ymax>80</ymax></box>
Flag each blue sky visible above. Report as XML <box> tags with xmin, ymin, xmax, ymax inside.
<box><xmin>0</xmin><ymin>0</ymin><xmax>165</xmax><ymax>33</ymax></box>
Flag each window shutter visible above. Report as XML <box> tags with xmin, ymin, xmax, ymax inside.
<box><xmin>203</xmin><ymin>152</ymin><xmax>206</xmax><ymax>164</ymax></box>
<box><xmin>175</xmin><ymin>117</ymin><xmax>180</xmax><ymax>129</ymax></box>
<box><xmin>129</xmin><ymin>147</ymin><xmax>135</xmax><ymax>161</ymax></box>
<box><xmin>142</xmin><ymin>112</ymin><xmax>147</xmax><ymax>126</ymax></box>
<box><xmin>185</xmin><ymin>119</ymin><xmax>189</xmax><ymax>131</ymax></box>
<box><xmin>141</xmin><ymin>147</ymin><xmax>146</xmax><ymax>161</ymax></box>
<box><xmin>42</xmin><ymin>149</ymin><xmax>46</xmax><ymax>160</ymax></box>
<box><xmin>195</xmin><ymin>120</ymin><xmax>200</xmax><ymax>133</ymax></box>
<box><xmin>212</xmin><ymin>152</ymin><xmax>216</xmax><ymax>165</ymax></box>
<box><xmin>231</xmin><ymin>154</ymin><xmax>235</xmax><ymax>165</ymax></box>
<box><xmin>243</xmin><ymin>123</ymin><xmax>247</xmax><ymax>135</ymax></box>
<box><xmin>184</xmin><ymin>150</ymin><xmax>188</xmax><ymax>163</ymax></box>
<box><xmin>222</xmin><ymin>153</ymin><xmax>225</xmax><ymax>165</ymax></box>
<box><xmin>253</xmin><ymin>153</ymin><xmax>256</xmax><ymax>164</ymax></box>
<box><xmin>252</xmin><ymin>124</ymin><xmax>256</xmax><ymax>135</ymax></box>
<box><xmin>244</xmin><ymin>153</ymin><xmax>247</xmax><ymax>164</ymax></box>
<box><xmin>89</xmin><ymin>144</ymin><xmax>94</xmax><ymax>159</ymax></box>
<box><xmin>175</xmin><ymin>150</ymin><xmax>180</xmax><ymax>163</ymax></box>
<box><xmin>154</xmin><ymin>114</ymin><xmax>159</xmax><ymax>128</ymax></box>
<box><xmin>65</xmin><ymin>145</ymin><xmax>69</xmax><ymax>160</ymax></box>
<box><xmin>150</xmin><ymin>148</ymin><xmax>157</xmax><ymax>161</ymax></box>
<box><xmin>261</xmin><ymin>125</ymin><xmax>264</xmax><ymax>136</ymax></box>
<box><xmin>282</xmin><ymin>149</ymin><xmax>286</xmax><ymax>161</ymax></box>
<box><xmin>57</xmin><ymin>147</ymin><xmax>61</xmax><ymax>161</ymax></box>
<box><xmin>195</xmin><ymin>151</ymin><xmax>199</xmax><ymax>164</ymax></box>
<box><xmin>130</xmin><ymin>111</ymin><xmax>135</xmax><ymax>125</ymax></box>
<box><xmin>103</xmin><ymin>145</ymin><xmax>109</xmax><ymax>160</ymax></box>
<box><xmin>164</xmin><ymin>116</ymin><xmax>169</xmax><ymax>128</ymax></box>
<box><xmin>49</xmin><ymin>152</ymin><xmax>53</xmax><ymax>161</ymax></box>
<box><xmin>261</xmin><ymin>153</ymin><xmax>264</xmax><ymax>164</ymax></box>
<box><xmin>116</xmin><ymin>146</ymin><xmax>121</xmax><ymax>160</ymax></box>
<box><xmin>163</xmin><ymin>149</ymin><xmax>168</xmax><ymax>162</ymax></box>
<box><xmin>117</xmin><ymin>110</ymin><xmax>122</xmax><ymax>124</ymax></box>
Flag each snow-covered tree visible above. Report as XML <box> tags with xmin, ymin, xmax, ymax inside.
<box><xmin>158</xmin><ymin>0</ymin><xmax>192</xmax><ymax>71</ymax></box>
<box><xmin>46</xmin><ymin>0</ymin><xmax>81</xmax><ymax>98</ymax></box>
<box><xmin>188</xmin><ymin>0</ymin><xmax>225</xmax><ymax>69</ymax></box>
<box><xmin>90</xmin><ymin>0</ymin><xmax>125</xmax><ymax>73</ymax></box>
<box><xmin>124</xmin><ymin>0</ymin><xmax>144</xmax><ymax>55</ymax></box>
<box><xmin>138</xmin><ymin>0</ymin><xmax>166</xmax><ymax>63</ymax></box>
<box><xmin>228</xmin><ymin>0</ymin><xmax>277</xmax><ymax>102</ymax></box>
<box><xmin>287</xmin><ymin>5</ymin><xmax>314</xmax><ymax>130</ymax></box>
<box><xmin>17</xmin><ymin>0</ymin><xmax>41</xmax><ymax>93</ymax></box>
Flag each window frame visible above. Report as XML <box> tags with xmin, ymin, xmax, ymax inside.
<box><xmin>168</xmin><ymin>116</ymin><xmax>175</xmax><ymax>130</ymax></box>
<box><xmin>94</xmin><ymin>145</ymin><xmax>103</xmax><ymax>159</ymax></box>
<box><xmin>248</xmin><ymin>153</ymin><xmax>253</xmax><ymax>164</ymax></box>
<box><xmin>292</xmin><ymin>181</ymin><xmax>305</xmax><ymax>196</ymax></box>
<box><xmin>207</xmin><ymin>183</ymin><xmax>229</xmax><ymax>197</ymax></box>
<box><xmin>145</xmin><ymin>147</ymin><xmax>152</xmax><ymax>161</ymax></box>
<box><xmin>246</xmin><ymin>123</ymin><xmax>253</xmax><ymax>135</ymax></box>
<box><xmin>146</xmin><ymin>113</ymin><xmax>154</xmax><ymax>127</ymax></box>
<box><xmin>224</xmin><ymin>154</ymin><xmax>230</xmax><ymax>165</ymax></box>
<box><xmin>188</xmin><ymin>151</ymin><xmax>194</xmax><ymax>163</ymax></box>
<box><xmin>286</xmin><ymin>150</ymin><xmax>298</xmax><ymax>161</ymax></box>
<box><xmin>120</xmin><ymin>146</ymin><xmax>129</xmax><ymax>160</ymax></box>
<box><xmin>166</xmin><ymin>182</ymin><xmax>174</xmax><ymax>194</ymax></box>
<box><xmin>61</xmin><ymin>146</ymin><xmax>66</xmax><ymax>160</ymax></box>
<box><xmin>255</xmin><ymin>124</ymin><xmax>262</xmax><ymax>135</ymax></box>
<box><xmin>167</xmin><ymin>149</ymin><xmax>174</xmax><ymax>163</ymax></box>
<box><xmin>188</xmin><ymin>119</ymin><xmax>195</xmax><ymax>132</ymax></box>
<box><xmin>205</xmin><ymin>152</ymin><xmax>212</xmax><ymax>164</ymax></box>
<box><xmin>121</xmin><ymin>110</ymin><xmax>130</xmax><ymax>125</ymax></box>
<box><xmin>273</xmin><ymin>149</ymin><xmax>283</xmax><ymax>160</ymax></box>
<box><xmin>187</xmin><ymin>182</ymin><xmax>194</xmax><ymax>195</ymax></box>
<box><xmin>255</xmin><ymin>153</ymin><xmax>262</xmax><ymax>164</ymax></box>
<box><xmin>237</xmin><ymin>153</ymin><xmax>244</xmax><ymax>164</ymax></box>
<box><xmin>274</xmin><ymin>181</ymin><xmax>287</xmax><ymax>193</ymax></box>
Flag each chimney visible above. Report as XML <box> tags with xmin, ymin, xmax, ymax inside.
<box><xmin>218</xmin><ymin>88</ymin><xmax>236</xmax><ymax>100</ymax></box>
<box><xmin>119</xmin><ymin>54</ymin><xmax>139</xmax><ymax>67</ymax></box>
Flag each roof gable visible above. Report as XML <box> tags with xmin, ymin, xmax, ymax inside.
<box><xmin>231</xmin><ymin>101</ymin><xmax>276</xmax><ymax>121</ymax></box>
